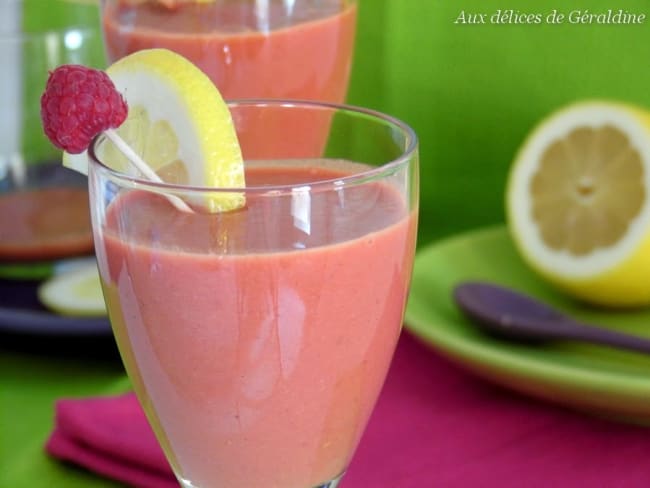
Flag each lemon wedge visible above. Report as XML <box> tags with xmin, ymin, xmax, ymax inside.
<box><xmin>64</xmin><ymin>48</ymin><xmax>245</xmax><ymax>212</ymax></box>
<box><xmin>506</xmin><ymin>100</ymin><xmax>650</xmax><ymax>307</ymax></box>
<box><xmin>38</xmin><ymin>262</ymin><xmax>106</xmax><ymax>317</ymax></box>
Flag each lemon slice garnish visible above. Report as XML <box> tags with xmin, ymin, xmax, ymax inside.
<box><xmin>38</xmin><ymin>261</ymin><xmax>106</xmax><ymax>317</ymax></box>
<box><xmin>506</xmin><ymin>100</ymin><xmax>650</xmax><ymax>307</ymax></box>
<box><xmin>64</xmin><ymin>48</ymin><xmax>245</xmax><ymax>212</ymax></box>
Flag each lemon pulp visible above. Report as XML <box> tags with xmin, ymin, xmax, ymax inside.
<box><xmin>530</xmin><ymin>125</ymin><xmax>645</xmax><ymax>256</ymax></box>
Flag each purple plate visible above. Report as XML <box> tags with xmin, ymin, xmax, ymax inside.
<box><xmin>0</xmin><ymin>278</ymin><xmax>111</xmax><ymax>336</ymax></box>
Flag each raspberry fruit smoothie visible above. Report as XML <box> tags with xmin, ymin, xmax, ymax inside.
<box><xmin>39</xmin><ymin>47</ymin><xmax>416</xmax><ymax>488</ymax></box>
<box><xmin>101</xmin><ymin>0</ymin><xmax>357</xmax><ymax>103</ymax></box>
<box><xmin>95</xmin><ymin>161</ymin><xmax>416</xmax><ymax>488</ymax></box>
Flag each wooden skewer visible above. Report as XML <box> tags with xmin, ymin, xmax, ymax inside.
<box><xmin>104</xmin><ymin>129</ymin><xmax>193</xmax><ymax>213</ymax></box>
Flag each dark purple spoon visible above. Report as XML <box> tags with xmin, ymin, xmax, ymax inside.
<box><xmin>453</xmin><ymin>281</ymin><xmax>650</xmax><ymax>355</ymax></box>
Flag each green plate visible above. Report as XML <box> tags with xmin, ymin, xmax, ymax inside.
<box><xmin>405</xmin><ymin>226</ymin><xmax>650</xmax><ymax>424</ymax></box>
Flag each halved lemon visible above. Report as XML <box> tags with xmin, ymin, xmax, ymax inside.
<box><xmin>38</xmin><ymin>261</ymin><xmax>106</xmax><ymax>317</ymax></box>
<box><xmin>506</xmin><ymin>100</ymin><xmax>650</xmax><ymax>307</ymax></box>
<box><xmin>64</xmin><ymin>48</ymin><xmax>245</xmax><ymax>212</ymax></box>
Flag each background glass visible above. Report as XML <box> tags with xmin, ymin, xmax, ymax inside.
<box><xmin>100</xmin><ymin>0</ymin><xmax>357</xmax><ymax>102</ymax></box>
<box><xmin>89</xmin><ymin>100</ymin><xmax>418</xmax><ymax>488</ymax></box>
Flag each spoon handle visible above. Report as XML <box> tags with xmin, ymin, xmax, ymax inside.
<box><xmin>560</xmin><ymin>319</ymin><xmax>650</xmax><ymax>355</ymax></box>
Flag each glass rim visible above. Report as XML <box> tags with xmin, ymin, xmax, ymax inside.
<box><xmin>88</xmin><ymin>98</ymin><xmax>418</xmax><ymax>196</ymax></box>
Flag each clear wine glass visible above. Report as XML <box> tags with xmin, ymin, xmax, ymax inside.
<box><xmin>100</xmin><ymin>0</ymin><xmax>357</xmax><ymax>103</ymax></box>
<box><xmin>89</xmin><ymin>99</ymin><xmax>418</xmax><ymax>488</ymax></box>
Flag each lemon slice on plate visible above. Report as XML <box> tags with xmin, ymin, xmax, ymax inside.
<box><xmin>38</xmin><ymin>261</ymin><xmax>106</xmax><ymax>316</ymax></box>
<box><xmin>64</xmin><ymin>48</ymin><xmax>245</xmax><ymax>212</ymax></box>
<box><xmin>506</xmin><ymin>100</ymin><xmax>650</xmax><ymax>307</ymax></box>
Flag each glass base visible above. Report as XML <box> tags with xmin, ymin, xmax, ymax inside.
<box><xmin>177</xmin><ymin>470</ymin><xmax>346</xmax><ymax>488</ymax></box>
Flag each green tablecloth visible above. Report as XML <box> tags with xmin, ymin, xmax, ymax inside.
<box><xmin>0</xmin><ymin>337</ymin><xmax>129</xmax><ymax>487</ymax></box>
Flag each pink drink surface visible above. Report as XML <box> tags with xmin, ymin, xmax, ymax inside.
<box><xmin>97</xmin><ymin>163</ymin><xmax>416</xmax><ymax>487</ymax></box>
<box><xmin>102</xmin><ymin>0</ymin><xmax>356</xmax><ymax>103</ymax></box>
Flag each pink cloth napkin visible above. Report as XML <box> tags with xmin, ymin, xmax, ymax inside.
<box><xmin>46</xmin><ymin>394</ymin><xmax>176</xmax><ymax>488</ymax></box>
<box><xmin>47</xmin><ymin>332</ymin><xmax>650</xmax><ymax>487</ymax></box>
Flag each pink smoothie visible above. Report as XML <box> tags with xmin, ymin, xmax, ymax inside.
<box><xmin>96</xmin><ymin>163</ymin><xmax>416</xmax><ymax>487</ymax></box>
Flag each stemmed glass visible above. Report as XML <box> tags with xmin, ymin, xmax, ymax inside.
<box><xmin>88</xmin><ymin>100</ymin><xmax>418</xmax><ymax>488</ymax></box>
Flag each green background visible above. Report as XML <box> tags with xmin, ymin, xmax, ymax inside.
<box><xmin>20</xmin><ymin>0</ymin><xmax>105</xmax><ymax>165</ymax></box>
<box><xmin>3</xmin><ymin>1</ymin><xmax>650</xmax><ymax>486</ymax></box>
<box><xmin>347</xmin><ymin>0</ymin><xmax>650</xmax><ymax>247</ymax></box>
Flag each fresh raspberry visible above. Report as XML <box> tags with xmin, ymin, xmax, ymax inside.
<box><xmin>41</xmin><ymin>65</ymin><xmax>128</xmax><ymax>154</ymax></box>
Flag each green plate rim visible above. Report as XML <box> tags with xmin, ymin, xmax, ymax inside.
<box><xmin>404</xmin><ymin>226</ymin><xmax>650</xmax><ymax>400</ymax></box>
